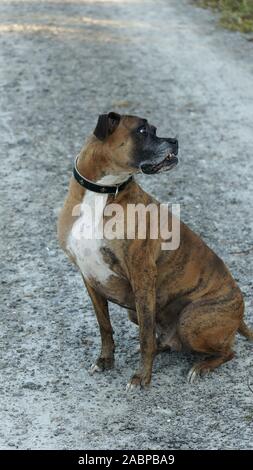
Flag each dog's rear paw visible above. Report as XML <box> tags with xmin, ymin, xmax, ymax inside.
<box><xmin>126</xmin><ymin>373</ymin><xmax>151</xmax><ymax>391</ymax></box>
<box><xmin>90</xmin><ymin>356</ymin><xmax>114</xmax><ymax>374</ymax></box>
<box><xmin>187</xmin><ymin>364</ymin><xmax>210</xmax><ymax>384</ymax></box>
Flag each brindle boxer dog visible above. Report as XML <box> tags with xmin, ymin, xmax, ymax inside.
<box><xmin>57</xmin><ymin>112</ymin><xmax>252</xmax><ymax>389</ymax></box>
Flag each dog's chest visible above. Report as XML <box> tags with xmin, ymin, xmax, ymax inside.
<box><xmin>67</xmin><ymin>191</ymin><xmax>115</xmax><ymax>285</ymax></box>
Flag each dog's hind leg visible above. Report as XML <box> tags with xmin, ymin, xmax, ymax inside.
<box><xmin>178</xmin><ymin>296</ymin><xmax>242</xmax><ymax>383</ymax></box>
<box><xmin>187</xmin><ymin>351</ymin><xmax>234</xmax><ymax>384</ymax></box>
<box><xmin>83</xmin><ymin>278</ymin><xmax>115</xmax><ymax>372</ymax></box>
<box><xmin>238</xmin><ymin>319</ymin><xmax>253</xmax><ymax>341</ymax></box>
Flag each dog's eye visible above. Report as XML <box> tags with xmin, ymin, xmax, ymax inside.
<box><xmin>137</xmin><ymin>126</ymin><xmax>148</xmax><ymax>136</ymax></box>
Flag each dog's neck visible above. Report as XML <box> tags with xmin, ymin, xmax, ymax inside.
<box><xmin>72</xmin><ymin>151</ymin><xmax>133</xmax><ymax>197</ymax></box>
<box><xmin>95</xmin><ymin>173</ymin><xmax>133</xmax><ymax>185</ymax></box>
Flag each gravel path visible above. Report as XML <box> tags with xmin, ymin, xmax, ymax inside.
<box><xmin>0</xmin><ymin>0</ymin><xmax>253</xmax><ymax>450</ymax></box>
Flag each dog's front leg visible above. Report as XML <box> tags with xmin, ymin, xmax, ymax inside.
<box><xmin>127</xmin><ymin>264</ymin><xmax>157</xmax><ymax>389</ymax></box>
<box><xmin>83</xmin><ymin>279</ymin><xmax>115</xmax><ymax>372</ymax></box>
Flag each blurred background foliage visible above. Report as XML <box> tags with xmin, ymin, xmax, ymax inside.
<box><xmin>194</xmin><ymin>0</ymin><xmax>253</xmax><ymax>32</ymax></box>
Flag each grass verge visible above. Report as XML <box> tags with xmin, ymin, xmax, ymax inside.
<box><xmin>194</xmin><ymin>0</ymin><xmax>253</xmax><ymax>33</ymax></box>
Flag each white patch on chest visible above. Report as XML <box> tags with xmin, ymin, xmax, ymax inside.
<box><xmin>67</xmin><ymin>174</ymin><xmax>130</xmax><ymax>284</ymax></box>
<box><xmin>67</xmin><ymin>192</ymin><xmax>114</xmax><ymax>284</ymax></box>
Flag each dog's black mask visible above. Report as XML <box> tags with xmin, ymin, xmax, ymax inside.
<box><xmin>131</xmin><ymin>120</ymin><xmax>178</xmax><ymax>174</ymax></box>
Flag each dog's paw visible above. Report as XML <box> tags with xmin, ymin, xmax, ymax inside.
<box><xmin>126</xmin><ymin>373</ymin><xmax>151</xmax><ymax>391</ymax></box>
<box><xmin>187</xmin><ymin>364</ymin><xmax>210</xmax><ymax>384</ymax></box>
<box><xmin>90</xmin><ymin>356</ymin><xmax>114</xmax><ymax>374</ymax></box>
<box><xmin>187</xmin><ymin>366</ymin><xmax>199</xmax><ymax>384</ymax></box>
<box><xmin>90</xmin><ymin>363</ymin><xmax>102</xmax><ymax>374</ymax></box>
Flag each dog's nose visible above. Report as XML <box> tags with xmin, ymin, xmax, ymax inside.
<box><xmin>167</xmin><ymin>138</ymin><xmax>178</xmax><ymax>154</ymax></box>
<box><xmin>168</xmin><ymin>138</ymin><xmax>178</xmax><ymax>145</ymax></box>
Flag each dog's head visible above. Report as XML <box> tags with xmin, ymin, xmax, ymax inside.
<box><xmin>89</xmin><ymin>112</ymin><xmax>178</xmax><ymax>176</ymax></box>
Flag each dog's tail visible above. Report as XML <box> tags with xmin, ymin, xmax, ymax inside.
<box><xmin>238</xmin><ymin>319</ymin><xmax>253</xmax><ymax>341</ymax></box>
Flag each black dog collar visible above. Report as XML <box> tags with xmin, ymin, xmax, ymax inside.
<box><xmin>73</xmin><ymin>155</ymin><xmax>133</xmax><ymax>196</ymax></box>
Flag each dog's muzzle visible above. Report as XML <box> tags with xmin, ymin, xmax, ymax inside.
<box><xmin>140</xmin><ymin>152</ymin><xmax>178</xmax><ymax>175</ymax></box>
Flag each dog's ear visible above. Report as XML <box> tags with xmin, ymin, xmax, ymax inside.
<box><xmin>93</xmin><ymin>112</ymin><xmax>121</xmax><ymax>141</ymax></box>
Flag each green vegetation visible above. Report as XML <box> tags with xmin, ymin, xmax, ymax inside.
<box><xmin>194</xmin><ymin>0</ymin><xmax>253</xmax><ymax>33</ymax></box>
<box><xmin>245</xmin><ymin>409</ymin><xmax>253</xmax><ymax>422</ymax></box>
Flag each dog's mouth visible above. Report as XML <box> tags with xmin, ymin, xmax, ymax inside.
<box><xmin>140</xmin><ymin>153</ymin><xmax>178</xmax><ymax>175</ymax></box>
